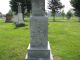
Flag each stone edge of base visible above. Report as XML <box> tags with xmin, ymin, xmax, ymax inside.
<box><xmin>25</xmin><ymin>41</ymin><xmax>54</xmax><ymax>60</ymax></box>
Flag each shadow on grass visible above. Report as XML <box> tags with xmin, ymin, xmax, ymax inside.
<box><xmin>14</xmin><ymin>24</ymin><xmax>28</xmax><ymax>29</ymax></box>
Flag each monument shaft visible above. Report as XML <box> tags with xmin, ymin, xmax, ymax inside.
<box><xmin>17</xmin><ymin>2</ymin><xmax>24</xmax><ymax>24</ymax></box>
<box><xmin>30</xmin><ymin>16</ymin><xmax>48</xmax><ymax>49</ymax></box>
<box><xmin>30</xmin><ymin>0</ymin><xmax>48</xmax><ymax>49</ymax></box>
<box><xmin>32</xmin><ymin>0</ymin><xmax>45</xmax><ymax>16</ymax></box>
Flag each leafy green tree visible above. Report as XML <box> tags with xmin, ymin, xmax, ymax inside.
<box><xmin>10</xmin><ymin>0</ymin><xmax>31</xmax><ymax>15</ymax></box>
<box><xmin>61</xmin><ymin>10</ymin><xmax>65</xmax><ymax>20</ymax></box>
<box><xmin>70</xmin><ymin>0</ymin><xmax>80</xmax><ymax>21</ymax></box>
<box><xmin>48</xmin><ymin>0</ymin><xmax>64</xmax><ymax>21</ymax></box>
<box><xmin>66</xmin><ymin>10</ymin><xmax>73</xmax><ymax>20</ymax></box>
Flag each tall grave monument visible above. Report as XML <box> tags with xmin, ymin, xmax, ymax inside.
<box><xmin>15</xmin><ymin>2</ymin><xmax>25</xmax><ymax>27</ymax></box>
<box><xmin>25</xmin><ymin>0</ymin><xmax>53</xmax><ymax>60</ymax></box>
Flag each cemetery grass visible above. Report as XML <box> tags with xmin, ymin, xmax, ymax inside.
<box><xmin>0</xmin><ymin>20</ymin><xmax>30</xmax><ymax>60</ymax></box>
<box><xmin>49</xmin><ymin>21</ymin><xmax>80</xmax><ymax>60</ymax></box>
<box><xmin>0</xmin><ymin>18</ymin><xmax>80</xmax><ymax>60</ymax></box>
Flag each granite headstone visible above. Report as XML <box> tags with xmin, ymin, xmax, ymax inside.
<box><xmin>25</xmin><ymin>0</ymin><xmax>53</xmax><ymax>60</ymax></box>
<box><xmin>16</xmin><ymin>2</ymin><xmax>25</xmax><ymax>27</ymax></box>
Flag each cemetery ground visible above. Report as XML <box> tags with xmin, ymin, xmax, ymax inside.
<box><xmin>0</xmin><ymin>17</ymin><xmax>80</xmax><ymax>60</ymax></box>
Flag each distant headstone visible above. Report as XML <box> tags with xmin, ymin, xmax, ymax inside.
<box><xmin>25</xmin><ymin>0</ymin><xmax>53</xmax><ymax>60</ymax></box>
<box><xmin>5</xmin><ymin>14</ymin><xmax>12</xmax><ymax>23</ymax></box>
<box><xmin>15</xmin><ymin>2</ymin><xmax>25</xmax><ymax>27</ymax></box>
<box><xmin>0</xmin><ymin>12</ymin><xmax>2</xmax><ymax>18</ymax></box>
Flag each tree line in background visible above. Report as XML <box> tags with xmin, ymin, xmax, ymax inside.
<box><xmin>5</xmin><ymin>0</ymin><xmax>80</xmax><ymax>22</ymax></box>
<box><xmin>48</xmin><ymin>0</ymin><xmax>74</xmax><ymax>21</ymax></box>
<box><xmin>9</xmin><ymin>0</ymin><xmax>31</xmax><ymax>16</ymax></box>
<box><xmin>48</xmin><ymin>0</ymin><xmax>64</xmax><ymax>21</ymax></box>
<box><xmin>70</xmin><ymin>0</ymin><xmax>80</xmax><ymax>22</ymax></box>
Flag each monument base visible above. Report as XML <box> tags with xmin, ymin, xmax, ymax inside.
<box><xmin>15</xmin><ymin>23</ymin><xmax>25</xmax><ymax>27</ymax></box>
<box><xmin>25</xmin><ymin>42</ymin><xmax>53</xmax><ymax>60</ymax></box>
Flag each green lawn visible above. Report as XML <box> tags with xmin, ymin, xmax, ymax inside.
<box><xmin>49</xmin><ymin>22</ymin><xmax>80</xmax><ymax>60</ymax></box>
<box><xmin>0</xmin><ymin>19</ymin><xmax>80</xmax><ymax>60</ymax></box>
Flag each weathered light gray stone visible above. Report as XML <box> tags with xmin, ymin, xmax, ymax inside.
<box><xmin>25</xmin><ymin>0</ymin><xmax>53</xmax><ymax>60</ymax></box>
<box><xmin>17</xmin><ymin>13</ymin><xmax>24</xmax><ymax>24</ymax></box>
<box><xmin>17</xmin><ymin>2</ymin><xmax>24</xmax><ymax>24</ymax></box>
<box><xmin>12</xmin><ymin>2</ymin><xmax>25</xmax><ymax>27</ymax></box>
<box><xmin>18</xmin><ymin>3</ymin><xmax>22</xmax><ymax>13</ymax></box>
<box><xmin>12</xmin><ymin>2</ymin><xmax>25</xmax><ymax>26</ymax></box>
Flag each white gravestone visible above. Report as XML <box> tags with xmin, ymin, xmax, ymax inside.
<box><xmin>16</xmin><ymin>2</ymin><xmax>24</xmax><ymax>24</ymax></box>
<box><xmin>25</xmin><ymin>0</ymin><xmax>53</xmax><ymax>60</ymax></box>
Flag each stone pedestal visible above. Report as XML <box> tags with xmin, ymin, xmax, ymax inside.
<box><xmin>25</xmin><ymin>42</ymin><xmax>53</xmax><ymax>60</ymax></box>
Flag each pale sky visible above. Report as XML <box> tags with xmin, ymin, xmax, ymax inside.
<box><xmin>0</xmin><ymin>0</ymin><xmax>10</xmax><ymax>14</ymax></box>
<box><xmin>0</xmin><ymin>0</ymin><xmax>72</xmax><ymax>14</ymax></box>
<box><xmin>60</xmin><ymin>0</ymin><xmax>73</xmax><ymax>13</ymax></box>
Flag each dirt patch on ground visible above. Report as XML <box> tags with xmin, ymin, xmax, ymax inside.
<box><xmin>54</xmin><ymin>56</ymin><xmax>62</xmax><ymax>60</ymax></box>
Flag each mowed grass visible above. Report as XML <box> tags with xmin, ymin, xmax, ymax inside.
<box><xmin>49</xmin><ymin>22</ymin><xmax>80</xmax><ymax>60</ymax></box>
<box><xmin>0</xmin><ymin>20</ymin><xmax>30</xmax><ymax>60</ymax></box>
<box><xmin>0</xmin><ymin>18</ymin><xmax>80</xmax><ymax>60</ymax></box>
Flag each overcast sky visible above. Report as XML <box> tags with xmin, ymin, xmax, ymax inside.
<box><xmin>0</xmin><ymin>0</ymin><xmax>72</xmax><ymax>14</ymax></box>
<box><xmin>60</xmin><ymin>0</ymin><xmax>73</xmax><ymax>13</ymax></box>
